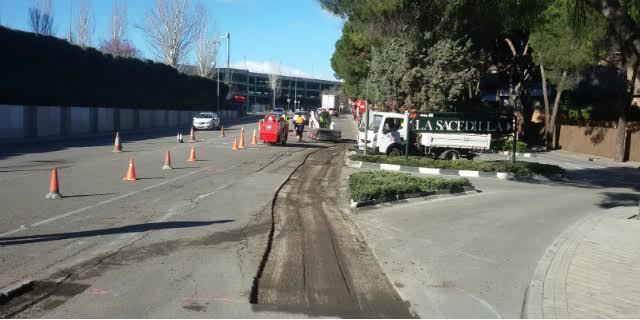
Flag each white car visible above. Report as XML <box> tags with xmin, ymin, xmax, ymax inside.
<box><xmin>192</xmin><ymin>112</ymin><xmax>221</xmax><ymax>130</ymax></box>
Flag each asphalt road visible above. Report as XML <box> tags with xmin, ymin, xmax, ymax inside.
<box><xmin>0</xmin><ymin>116</ymin><xmax>344</xmax><ymax>318</ymax></box>
<box><xmin>0</xmin><ymin>115</ymin><xmax>373</xmax><ymax>318</ymax></box>
<box><xmin>352</xmin><ymin>146</ymin><xmax>640</xmax><ymax>318</ymax></box>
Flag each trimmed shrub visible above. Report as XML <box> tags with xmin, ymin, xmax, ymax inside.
<box><xmin>348</xmin><ymin>171</ymin><xmax>471</xmax><ymax>202</ymax></box>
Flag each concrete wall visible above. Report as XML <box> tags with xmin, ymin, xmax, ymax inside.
<box><xmin>0</xmin><ymin>105</ymin><xmax>240</xmax><ymax>144</ymax></box>
<box><xmin>558</xmin><ymin>124</ymin><xmax>640</xmax><ymax>162</ymax></box>
<box><xmin>97</xmin><ymin>108</ymin><xmax>114</xmax><ymax>132</ymax></box>
<box><xmin>70</xmin><ymin>107</ymin><xmax>91</xmax><ymax>134</ymax></box>
<box><xmin>37</xmin><ymin>106</ymin><xmax>61</xmax><ymax>137</ymax></box>
<box><xmin>139</xmin><ymin>110</ymin><xmax>152</xmax><ymax>129</ymax></box>
<box><xmin>0</xmin><ymin>105</ymin><xmax>24</xmax><ymax>139</ymax></box>
<box><xmin>119</xmin><ymin>109</ymin><xmax>135</xmax><ymax>131</ymax></box>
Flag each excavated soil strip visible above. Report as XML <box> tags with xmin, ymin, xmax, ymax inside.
<box><xmin>253</xmin><ymin>146</ymin><xmax>414</xmax><ymax>318</ymax></box>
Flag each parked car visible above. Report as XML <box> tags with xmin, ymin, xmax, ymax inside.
<box><xmin>271</xmin><ymin>107</ymin><xmax>286</xmax><ymax>119</ymax></box>
<box><xmin>292</xmin><ymin>110</ymin><xmax>309</xmax><ymax>125</ymax></box>
<box><xmin>192</xmin><ymin>112</ymin><xmax>221</xmax><ymax>130</ymax></box>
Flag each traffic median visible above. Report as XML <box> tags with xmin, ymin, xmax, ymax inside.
<box><xmin>346</xmin><ymin>153</ymin><xmax>566</xmax><ymax>179</ymax></box>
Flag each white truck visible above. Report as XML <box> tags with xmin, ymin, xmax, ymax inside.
<box><xmin>321</xmin><ymin>94</ymin><xmax>339</xmax><ymax>116</ymax></box>
<box><xmin>358</xmin><ymin>111</ymin><xmax>514</xmax><ymax>160</ymax></box>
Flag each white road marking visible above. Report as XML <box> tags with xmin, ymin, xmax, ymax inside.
<box><xmin>0</xmin><ymin>166</ymin><xmax>215</xmax><ymax>238</ymax></box>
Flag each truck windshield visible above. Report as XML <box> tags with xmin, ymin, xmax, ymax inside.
<box><xmin>359</xmin><ymin>114</ymin><xmax>383</xmax><ymax>132</ymax></box>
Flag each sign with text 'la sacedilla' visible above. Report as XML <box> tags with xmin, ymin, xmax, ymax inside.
<box><xmin>410</xmin><ymin>112</ymin><xmax>514</xmax><ymax>135</ymax></box>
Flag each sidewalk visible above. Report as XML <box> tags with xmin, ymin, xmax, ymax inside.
<box><xmin>525</xmin><ymin>206</ymin><xmax>640</xmax><ymax>318</ymax></box>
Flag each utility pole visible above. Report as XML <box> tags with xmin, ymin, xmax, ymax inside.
<box><xmin>226</xmin><ymin>32</ymin><xmax>231</xmax><ymax>70</ymax></box>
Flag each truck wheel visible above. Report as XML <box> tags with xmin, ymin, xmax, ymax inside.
<box><xmin>444</xmin><ymin>150</ymin><xmax>461</xmax><ymax>160</ymax></box>
<box><xmin>388</xmin><ymin>147</ymin><xmax>403</xmax><ymax>157</ymax></box>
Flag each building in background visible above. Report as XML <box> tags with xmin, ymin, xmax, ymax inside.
<box><xmin>183</xmin><ymin>66</ymin><xmax>343</xmax><ymax>113</ymax></box>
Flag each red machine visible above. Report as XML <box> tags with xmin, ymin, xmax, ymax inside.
<box><xmin>260</xmin><ymin>114</ymin><xmax>289</xmax><ymax>144</ymax></box>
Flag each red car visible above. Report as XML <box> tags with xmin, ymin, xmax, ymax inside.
<box><xmin>260</xmin><ymin>114</ymin><xmax>289</xmax><ymax>144</ymax></box>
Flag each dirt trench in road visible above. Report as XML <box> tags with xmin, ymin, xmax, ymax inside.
<box><xmin>251</xmin><ymin>145</ymin><xmax>415</xmax><ymax>318</ymax></box>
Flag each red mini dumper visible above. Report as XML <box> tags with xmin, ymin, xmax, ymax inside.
<box><xmin>260</xmin><ymin>114</ymin><xmax>289</xmax><ymax>145</ymax></box>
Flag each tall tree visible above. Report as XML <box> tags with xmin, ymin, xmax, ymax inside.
<box><xmin>405</xmin><ymin>38</ymin><xmax>483</xmax><ymax>111</ymax></box>
<box><xmin>28</xmin><ymin>0</ymin><xmax>54</xmax><ymax>36</ymax></box>
<box><xmin>194</xmin><ymin>9</ymin><xmax>217</xmax><ymax>79</ymax></box>
<box><xmin>579</xmin><ymin>0</ymin><xmax>640</xmax><ymax>161</ymax></box>
<box><xmin>139</xmin><ymin>0</ymin><xmax>205</xmax><ymax>68</ymax></box>
<box><xmin>369</xmin><ymin>38</ymin><xmax>414</xmax><ymax>111</ymax></box>
<box><xmin>76</xmin><ymin>0</ymin><xmax>94</xmax><ymax>47</ymax></box>
<box><xmin>530</xmin><ymin>0</ymin><xmax>607</xmax><ymax>148</ymax></box>
<box><xmin>99</xmin><ymin>1</ymin><xmax>138</xmax><ymax>58</ymax></box>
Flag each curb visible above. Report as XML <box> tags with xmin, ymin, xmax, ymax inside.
<box><xmin>344</xmin><ymin>152</ymin><xmax>513</xmax><ymax>180</ymax></box>
<box><xmin>523</xmin><ymin>208</ymin><xmax>636</xmax><ymax>318</ymax></box>
<box><xmin>349</xmin><ymin>186</ymin><xmax>477</xmax><ymax>209</ymax></box>
<box><xmin>502</xmin><ymin>151</ymin><xmax>534</xmax><ymax>158</ymax></box>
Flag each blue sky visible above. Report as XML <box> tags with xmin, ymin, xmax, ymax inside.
<box><xmin>0</xmin><ymin>0</ymin><xmax>344</xmax><ymax>80</ymax></box>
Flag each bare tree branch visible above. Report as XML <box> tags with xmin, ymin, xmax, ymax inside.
<box><xmin>29</xmin><ymin>0</ymin><xmax>54</xmax><ymax>36</ymax></box>
<box><xmin>195</xmin><ymin>9</ymin><xmax>218</xmax><ymax>78</ymax></box>
<box><xmin>138</xmin><ymin>0</ymin><xmax>205</xmax><ymax>67</ymax></box>
<box><xmin>99</xmin><ymin>1</ymin><xmax>138</xmax><ymax>58</ymax></box>
<box><xmin>76</xmin><ymin>0</ymin><xmax>94</xmax><ymax>47</ymax></box>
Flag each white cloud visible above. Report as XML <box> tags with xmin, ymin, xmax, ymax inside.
<box><xmin>231</xmin><ymin>60</ymin><xmax>309</xmax><ymax>77</ymax></box>
<box><xmin>231</xmin><ymin>60</ymin><xmax>340</xmax><ymax>81</ymax></box>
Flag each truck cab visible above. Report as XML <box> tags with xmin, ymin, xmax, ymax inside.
<box><xmin>358</xmin><ymin>112</ymin><xmax>408</xmax><ymax>156</ymax></box>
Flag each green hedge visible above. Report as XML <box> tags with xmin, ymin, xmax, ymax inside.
<box><xmin>0</xmin><ymin>26</ymin><xmax>228</xmax><ymax>110</ymax></box>
<box><xmin>491</xmin><ymin>138</ymin><xmax>528</xmax><ymax>153</ymax></box>
<box><xmin>348</xmin><ymin>171</ymin><xmax>471</xmax><ymax>202</ymax></box>
<box><xmin>349</xmin><ymin>154</ymin><xmax>566</xmax><ymax>176</ymax></box>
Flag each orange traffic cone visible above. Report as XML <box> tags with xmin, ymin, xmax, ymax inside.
<box><xmin>239</xmin><ymin>127</ymin><xmax>246</xmax><ymax>149</ymax></box>
<box><xmin>123</xmin><ymin>158</ymin><xmax>138</xmax><ymax>181</ymax></box>
<box><xmin>189</xmin><ymin>127</ymin><xmax>196</xmax><ymax>143</ymax></box>
<box><xmin>162</xmin><ymin>150</ymin><xmax>173</xmax><ymax>170</ymax></box>
<box><xmin>232</xmin><ymin>138</ymin><xmax>238</xmax><ymax>151</ymax></box>
<box><xmin>251</xmin><ymin>129</ymin><xmax>257</xmax><ymax>145</ymax></box>
<box><xmin>112</xmin><ymin>132</ymin><xmax>123</xmax><ymax>152</ymax></box>
<box><xmin>45</xmin><ymin>168</ymin><xmax>62</xmax><ymax>199</ymax></box>
<box><xmin>220</xmin><ymin>126</ymin><xmax>225</xmax><ymax>137</ymax></box>
<box><xmin>187</xmin><ymin>146</ymin><xmax>197</xmax><ymax>162</ymax></box>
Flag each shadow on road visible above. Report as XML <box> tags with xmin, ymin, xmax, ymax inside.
<box><xmin>0</xmin><ymin>220</ymin><xmax>234</xmax><ymax>246</ymax></box>
<box><xmin>0</xmin><ymin>116</ymin><xmax>262</xmax><ymax>160</ymax></box>
<box><xmin>598</xmin><ymin>192</ymin><xmax>640</xmax><ymax>209</ymax></box>
<box><xmin>508</xmin><ymin>165</ymin><xmax>640</xmax><ymax>208</ymax></box>
<box><xmin>61</xmin><ymin>193</ymin><xmax>116</xmax><ymax>199</ymax></box>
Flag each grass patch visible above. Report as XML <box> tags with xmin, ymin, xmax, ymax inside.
<box><xmin>349</xmin><ymin>154</ymin><xmax>565</xmax><ymax>176</ymax></box>
<box><xmin>348</xmin><ymin>171</ymin><xmax>472</xmax><ymax>202</ymax></box>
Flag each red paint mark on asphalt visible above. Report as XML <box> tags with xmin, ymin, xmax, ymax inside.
<box><xmin>87</xmin><ymin>288</ymin><xmax>111</xmax><ymax>295</ymax></box>
<box><xmin>182</xmin><ymin>296</ymin><xmax>240</xmax><ymax>304</ymax></box>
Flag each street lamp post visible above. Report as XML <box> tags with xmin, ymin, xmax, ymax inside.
<box><xmin>287</xmin><ymin>98</ymin><xmax>291</xmax><ymax>111</ymax></box>
<box><xmin>216</xmin><ymin>34</ymin><xmax>230</xmax><ymax>115</ymax></box>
